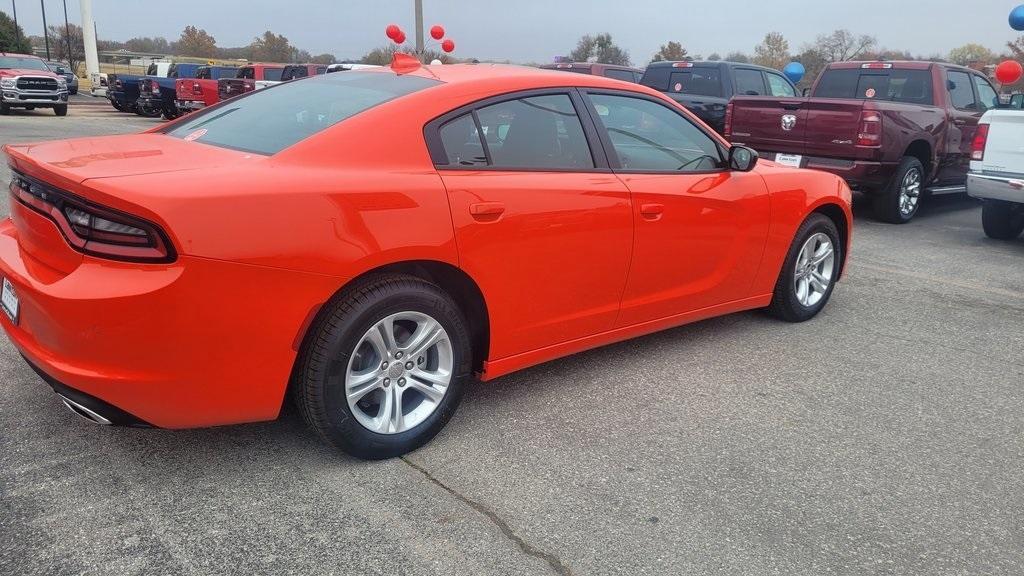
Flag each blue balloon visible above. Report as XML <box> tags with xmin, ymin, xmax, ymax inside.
<box><xmin>783</xmin><ymin>62</ymin><xmax>805</xmax><ymax>84</ymax></box>
<box><xmin>1012</xmin><ymin>5</ymin><xmax>1024</xmax><ymax>31</ymax></box>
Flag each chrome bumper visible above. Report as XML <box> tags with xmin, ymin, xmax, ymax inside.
<box><xmin>174</xmin><ymin>99</ymin><xmax>205</xmax><ymax>111</ymax></box>
<box><xmin>967</xmin><ymin>172</ymin><xmax>1024</xmax><ymax>204</ymax></box>
<box><xmin>1</xmin><ymin>89</ymin><xmax>68</xmax><ymax>105</ymax></box>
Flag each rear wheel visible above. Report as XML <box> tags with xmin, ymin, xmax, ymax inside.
<box><xmin>54</xmin><ymin>105</ymin><xmax>67</xmax><ymax>116</ymax></box>
<box><xmin>767</xmin><ymin>213</ymin><xmax>842</xmax><ymax>322</ymax></box>
<box><xmin>134</xmin><ymin>102</ymin><xmax>161</xmax><ymax>118</ymax></box>
<box><xmin>294</xmin><ymin>275</ymin><xmax>472</xmax><ymax>460</ymax></box>
<box><xmin>873</xmin><ymin>156</ymin><xmax>924</xmax><ymax>223</ymax></box>
<box><xmin>981</xmin><ymin>200</ymin><xmax>1024</xmax><ymax>239</ymax></box>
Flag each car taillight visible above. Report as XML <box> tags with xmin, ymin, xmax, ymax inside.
<box><xmin>724</xmin><ymin>101</ymin><xmax>734</xmax><ymax>138</ymax></box>
<box><xmin>971</xmin><ymin>124</ymin><xmax>990</xmax><ymax>161</ymax></box>
<box><xmin>671</xmin><ymin>62</ymin><xmax>694</xmax><ymax>68</ymax></box>
<box><xmin>9</xmin><ymin>171</ymin><xmax>174</xmax><ymax>263</ymax></box>
<box><xmin>857</xmin><ymin>110</ymin><xmax>882</xmax><ymax>147</ymax></box>
<box><xmin>192</xmin><ymin>81</ymin><xmax>202</xmax><ymax>95</ymax></box>
<box><xmin>114</xmin><ymin>79</ymin><xmax>122</xmax><ymax>89</ymax></box>
<box><xmin>150</xmin><ymin>79</ymin><xmax>160</xmax><ymax>92</ymax></box>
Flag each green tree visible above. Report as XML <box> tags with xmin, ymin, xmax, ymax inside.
<box><xmin>651</xmin><ymin>41</ymin><xmax>688</xmax><ymax>63</ymax></box>
<box><xmin>175</xmin><ymin>25</ymin><xmax>217</xmax><ymax>58</ymax></box>
<box><xmin>250</xmin><ymin>31</ymin><xmax>295</xmax><ymax>63</ymax></box>
<box><xmin>947</xmin><ymin>43</ymin><xmax>995</xmax><ymax>66</ymax></box>
<box><xmin>360</xmin><ymin>44</ymin><xmax>454</xmax><ymax>66</ymax></box>
<box><xmin>568</xmin><ymin>33</ymin><xmax>630</xmax><ymax>66</ymax></box>
<box><xmin>310</xmin><ymin>53</ymin><xmax>336</xmax><ymax>65</ymax></box>
<box><xmin>46</xmin><ymin>23</ymin><xmax>84</xmax><ymax>73</ymax></box>
<box><xmin>1</xmin><ymin>11</ymin><xmax>31</xmax><ymax>53</ymax></box>
<box><xmin>812</xmin><ymin>29</ymin><xmax>876</xmax><ymax>62</ymax></box>
<box><xmin>124</xmin><ymin>36</ymin><xmax>171</xmax><ymax>54</ymax></box>
<box><xmin>794</xmin><ymin>48</ymin><xmax>827</xmax><ymax>89</ymax></box>
<box><xmin>753</xmin><ymin>32</ymin><xmax>790</xmax><ymax>70</ymax></box>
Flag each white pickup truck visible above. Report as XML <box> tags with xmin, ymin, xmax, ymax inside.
<box><xmin>967</xmin><ymin>109</ymin><xmax>1024</xmax><ymax>240</ymax></box>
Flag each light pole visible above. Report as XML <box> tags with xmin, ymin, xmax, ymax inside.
<box><xmin>414</xmin><ymin>0</ymin><xmax>423</xmax><ymax>54</ymax></box>
<box><xmin>62</xmin><ymin>0</ymin><xmax>72</xmax><ymax>67</ymax></box>
<box><xmin>11</xmin><ymin>0</ymin><xmax>21</xmax><ymax>48</ymax></box>
<box><xmin>80</xmin><ymin>0</ymin><xmax>99</xmax><ymax>81</ymax></box>
<box><xmin>40</xmin><ymin>0</ymin><xmax>50</xmax><ymax>60</ymax></box>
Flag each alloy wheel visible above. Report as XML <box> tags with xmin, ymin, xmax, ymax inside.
<box><xmin>898</xmin><ymin>168</ymin><xmax>922</xmax><ymax>217</ymax></box>
<box><xmin>793</xmin><ymin>232</ymin><xmax>836</xmax><ymax>307</ymax></box>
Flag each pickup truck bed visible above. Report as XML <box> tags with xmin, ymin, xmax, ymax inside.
<box><xmin>967</xmin><ymin>109</ymin><xmax>1024</xmax><ymax>239</ymax></box>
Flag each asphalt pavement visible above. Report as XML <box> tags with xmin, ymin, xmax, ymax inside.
<box><xmin>1</xmin><ymin>108</ymin><xmax>1022</xmax><ymax>576</ymax></box>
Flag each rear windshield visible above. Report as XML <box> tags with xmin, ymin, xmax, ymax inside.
<box><xmin>212</xmin><ymin>67</ymin><xmax>236</xmax><ymax>79</ymax></box>
<box><xmin>813</xmin><ymin>68</ymin><xmax>934</xmax><ymax>105</ymax></box>
<box><xmin>0</xmin><ymin>56</ymin><xmax>49</xmax><ymax>71</ymax></box>
<box><xmin>640</xmin><ymin>66</ymin><xmax>722</xmax><ymax>97</ymax></box>
<box><xmin>166</xmin><ymin>71</ymin><xmax>439</xmax><ymax>155</ymax></box>
<box><xmin>262</xmin><ymin>68</ymin><xmax>284</xmax><ymax>82</ymax></box>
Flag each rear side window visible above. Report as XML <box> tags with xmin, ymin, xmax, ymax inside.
<box><xmin>946</xmin><ymin>71</ymin><xmax>975</xmax><ymax>110</ymax></box>
<box><xmin>814</xmin><ymin>68</ymin><xmax>934</xmax><ymax>105</ymax></box>
<box><xmin>766</xmin><ymin>72</ymin><xmax>796</xmax><ymax>97</ymax></box>
<box><xmin>473</xmin><ymin>94</ymin><xmax>593</xmax><ymax>169</ymax></box>
<box><xmin>973</xmin><ymin>75</ymin><xmax>999</xmax><ymax>111</ymax></box>
<box><xmin>605</xmin><ymin>69</ymin><xmax>636</xmax><ymax>83</ymax></box>
<box><xmin>734</xmin><ymin>69</ymin><xmax>766</xmax><ymax>96</ymax></box>
<box><xmin>263</xmin><ymin>68</ymin><xmax>284</xmax><ymax>82</ymax></box>
<box><xmin>167</xmin><ymin>72</ymin><xmax>439</xmax><ymax>155</ymax></box>
<box><xmin>238</xmin><ymin>67</ymin><xmax>254</xmax><ymax>79</ymax></box>
<box><xmin>438</xmin><ymin>114</ymin><xmax>488</xmax><ymax>166</ymax></box>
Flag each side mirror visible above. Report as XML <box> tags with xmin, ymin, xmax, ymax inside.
<box><xmin>729</xmin><ymin>145</ymin><xmax>758</xmax><ymax>172</ymax></box>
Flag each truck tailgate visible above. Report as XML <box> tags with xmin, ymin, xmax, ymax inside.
<box><xmin>803</xmin><ymin>99</ymin><xmax>870</xmax><ymax>160</ymax></box>
<box><xmin>728</xmin><ymin>97</ymin><xmax>809</xmax><ymax>154</ymax></box>
<box><xmin>979</xmin><ymin>111</ymin><xmax>1024</xmax><ymax>174</ymax></box>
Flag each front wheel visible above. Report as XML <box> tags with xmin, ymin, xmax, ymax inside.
<box><xmin>53</xmin><ymin>105</ymin><xmax>67</xmax><ymax>116</ymax></box>
<box><xmin>0</xmin><ymin>103</ymin><xmax>9</xmax><ymax>115</ymax></box>
<box><xmin>981</xmin><ymin>200</ymin><xmax>1024</xmax><ymax>239</ymax></box>
<box><xmin>294</xmin><ymin>275</ymin><xmax>473</xmax><ymax>460</ymax></box>
<box><xmin>873</xmin><ymin>156</ymin><xmax>924</xmax><ymax>223</ymax></box>
<box><xmin>767</xmin><ymin>213</ymin><xmax>842</xmax><ymax>322</ymax></box>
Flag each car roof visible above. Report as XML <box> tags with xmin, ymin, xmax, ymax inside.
<box><xmin>398</xmin><ymin>62</ymin><xmax>651</xmax><ymax>89</ymax></box>
<box><xmin>645</xmin><ymin>60</ymin><xmax>781</xmax><ymax>72</ymax></box>
<box><xmin>826</xmin><ymin>60</ymin><xmax>935</xmax><ymax>70</ymax></box>
<box><xmin>539</xmin><ymin>62</ymin><xmax>641</xmax><ymax>72</ymax></box>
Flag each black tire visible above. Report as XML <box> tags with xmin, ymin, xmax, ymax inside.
<box><xmin>134</xmin><ymin>103</ymin><xmax>161</xmax><ymax>118</ymax></box>
<box><xmin>70</xmin><ymin>88</ymin><xmax>78</xmax><ymax>95</ymax></box>
<box><xmin>767</xmin><ymin>213</ymin><xmax>843</xmax><ymax>322</ymax></box>
<box><xmin>0</xmin><ymin>103</ymin><xmax>9</xmax><ymax>115</ymax></box>
<box><xmin>981</xmin><ymin>200</ymin><xmax>1024</xmax><ymax>239</ymax></box>
<box><xmin>294</xmin><ymin>274</ymin><xmax>473</xmax><ymax>460</ymax></box>
<box><xmin>872</xmin><ymin>156</ymin><xmax>924</xmax><ymax>224</ymax></box>
<box><xmin>25</xmin><ymin>105</ymin><xmax>35</xmax><ymax>110</ymax></box>
<box><xmin>53</xmin><ymin>105</ymin><xmax>67</xmax><ymax>117</ymax></box>
<box><xmin>162</xmin><ymin>105</ymin><xmax>180</xmax><ymax>120</ymax></box>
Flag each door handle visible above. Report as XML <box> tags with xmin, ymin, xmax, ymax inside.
<box><xmin>470</xmin><ymin>202</ymin><xmax>505</xmax><ymax>217</ymax></box>
<box><xmin>640</xmin><ymin>203</ymin><xmax>664</xmax><ymax>219</ymax></box>
<box><xmin>782</xmin><ymin>104</ymin><xmax>801</xmax><ymax>110</ymax></box>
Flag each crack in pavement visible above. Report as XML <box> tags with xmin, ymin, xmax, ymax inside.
<box><xmin>401</xmin><ymin>456</ymin><xmax>573</xmax><ymax>576</ymax></box>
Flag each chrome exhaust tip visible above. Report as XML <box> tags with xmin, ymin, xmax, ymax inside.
<box><xmin>58</xmin><ymin>394</ymin><xmax>113</xmax><ymax>425</ymax></box>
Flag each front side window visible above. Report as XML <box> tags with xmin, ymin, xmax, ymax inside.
<box><xmin>167</xmin><ymin>72</ymin><xmax>439</xmax><ymax>155</ymax></box>
<box><xmin>473</xmin><ymin>94</ymin><xmax>594</xmax><ymax>170</ymax></box>
<box><xmin>947</xmin><ymin>71</ymin><xmax>976</xmax><ymax>110</ymax></box>
<box><xmin>734</xmin><ymin>69</ymin><xmax>766</xmax><ymax>96</ymax></box>
<box><xmin>766</xmin><ymin>72</ymin><xmax>796</xmax><ymax>97</ymax></box>
<box><xmin>973</xmin><ymin>75</ymin><xmax>999</xmax><ymax>111</ymax></box>
<box><xmin>588</xmin><ymin>93</ymin><xmax>722</xmax><ymax>172</ymax></box>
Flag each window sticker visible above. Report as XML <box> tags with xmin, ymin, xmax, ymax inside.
<box><xmin>674</xmin><ymin>82</ymin><xmax>683</xmax><ymax>92</ymax></box>
<box><xmin>183</xmin><ymin>129</ymin><xmax>207</xmax><ymax>142</ymax></box>
<box><xmin>865</xmin><ymin>88</ymin><xmax>876</xmax><ymax>98</ymax></box>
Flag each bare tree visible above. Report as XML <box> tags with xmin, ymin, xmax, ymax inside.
<box><xmin>46</xmin><ymin>23</ymin><xmax>83</xmax><ymax>72</ymax></box>
<box><xmin>812</xmin><ymin>29</ymin><xmax>877</xmax><ymax>62</ymax></box>
<box><xmin>568</xmin><ymin>33</ymin><xmax>631</xmax><ymax>66</ymax></box>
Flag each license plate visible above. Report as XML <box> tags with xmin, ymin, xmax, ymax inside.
<box><xmin>1</xmin><ymin>277</ymin><xmax>19</xmax><ymax>325</ymax></box>
<box><xmin>775</xmin><ymin>153</ymin><xmax>804</xmax><ymax>168</ymax></box>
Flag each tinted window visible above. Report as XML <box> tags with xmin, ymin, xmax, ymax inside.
<box><xmin>238</xmin><ymin>67</ymin><xmax>254</xmax><ymax>79</ymax></box>
<box><xmin>438</xmin><ymin>114</ymin><xmax>488</xmax><ymax>166</ymax></box>
<box><xmin>973</xmin><ymin>75</ymin><xmax>999</xmax><ymax>111</ymax></box>
<box><xmin>167</xmin><ymin>72</ymin><xmax>439</xmax><ymax>155</ymax></box>
<box><xmin>814</xmin><ymin>68</ymin><xmax>934</xmax><ymax>105</ymax></box>
<box><xmin>0</xmin><ymin>56</ymin><xmax>49</xmax><ymax>71</ymax></box>
<box><xmin>947</xmin><ymin>71</ymin><xmax>975</xmax><ymax>110</ymax></box>
<box><xmin>196</xmin><ymin>68</ymin><xmax>212</xmax><ymax>80</ymax></box>
<box><xmin>263</xmin><ymin>68</ymin><xmax>284</xmax><ymax>82</ymax></box>
<box><xmin>589</xmin><ymin>94</ymin><xmax>721</xmax><ymax>172</ymax></box>
<box><xmin>766</xmin><ymin>72</ymin><xmax>796</xmax><ymax>97</ymax></box>
<box><xmin>212</xmin><ymin>67</ymin><xmax>236</xmax><ymax>80</ymax></box>
<box><xmin>641</xmin><ymin>66</ymin><xmax>722</xmax><ymax>97</ymax></box>
<box><xmin>734</xmin><ymin>69</ymin><xmax>766</xmax><ymax>96</ymax></box>
<box><xmin>1011</xmin><ymin>94</ymin><xmax>1024</xmax><ymax>109</ymax></box>
<box><xmin>474</xmin><ymin>94</ymin><xmax>593</xmax><ymax>170</ymax></box>
<box><xmin>605</xmin><ymin>69</ymin><xmax>636</xmax><ymax>83</ymax></box>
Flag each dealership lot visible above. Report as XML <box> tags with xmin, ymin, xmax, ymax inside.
<box><xmin>1</xmin><ymin>109</ymin><xmax>1023</xmax><ymax>575</ymax></box>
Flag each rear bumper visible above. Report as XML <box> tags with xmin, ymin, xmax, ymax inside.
<box><xmin>136</xmin><ymin>96</ymin><xmax>163</xmax><ymax>108</ymax></box>
<box><xmin>760</xmin><ymin>151</ymin><xmax>894</xmax><ymax>191</ymax></box>
<box><xmin>967</xmin><ymin>172</ymin><xmax>1024</xmax><ymax>204</ymax></box>
<box><xmin>174</xmin><ymin>99</ymin><xmax>206</xmax><ymax>111</ymax></box>
<box><xmin>22</xmin><ymin>355</ymin><xmax>153</xmax><ymax>427</ymax></box>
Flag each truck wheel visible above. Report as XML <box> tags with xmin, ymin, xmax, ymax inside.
<box><xmin>54</xmin><ymin>105</ymin><xmax>67</xmax><ymax>117</ymax></box>
<box><xmin>873</xmin><ymin>156</ymin><xmax>924</xmax><ymax>224</ymax></box>
<box><xmin>25</xmin><ymin>105</ymin><xmax>35</xmax><ymax>110</ymax></box>
<box><xmin>162</xmin><ymin>106</ymin><xmax>180</xmax><ymax>120</ymax></box>
<box><xmin>981</xmin><ymin>200</ymin><xmax>1024</xmax><ymax>239</ymax></box>
<box><xmin>294</xmin><ymin>274</ymin><xmax>473</xmax><ymax>460</ymax></box>
<box><xmin>0</xmin><ymin>103</ymin><xmax>9</xmax><ymax>115</ymax></box>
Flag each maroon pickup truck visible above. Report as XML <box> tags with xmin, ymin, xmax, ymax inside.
<box><xmin>726</xmin><ymin>61</ymin><xmax>1001</xmax><ymax>222</ymax></box>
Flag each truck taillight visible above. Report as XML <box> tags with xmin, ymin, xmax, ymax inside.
<box><xmin>192</xmin><ymin>81</ymin><xmax>202</xmax><ymax>95</ymax></box>
<box><xmin>724</xmin><ymin>101</ymin><xmax>734</xmax><ymax>138</ymax></box>
<box><xmin>857</xmin><ymin>111</ymin><xmax>882</xmax><ymax>147</ymax></box>
<box><xmin>150</xmin><ymin>79</ymin><xmax>160</xmax><ymax>92</ymax></box>
<box><xmin>971</xmin><ymin>124</ymin><xmax>990</xmax><ymax>161</ymax></box>
<box><xmin>9</xmin><ymin>171</ymin><xmax>174</xmax><ymax>263</ymax></box>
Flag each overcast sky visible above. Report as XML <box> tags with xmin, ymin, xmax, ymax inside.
<box><xmin>3</xmin><ymin>1</ymin><xmax>1019</xmax><ymax>64</ymax></box>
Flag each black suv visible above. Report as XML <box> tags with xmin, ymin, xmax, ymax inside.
<box><xmin>639</xmin><ymin>61</ymin><xmax>797</xmax><ymax>134</ymax></box>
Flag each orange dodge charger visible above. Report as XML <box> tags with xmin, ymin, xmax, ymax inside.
<box><xmin>1</xmin><ymin>61</ymin><xmax>852</xmax><ymax>459</ymax></box>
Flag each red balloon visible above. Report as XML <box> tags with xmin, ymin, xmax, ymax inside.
<box><xmin>385</xmin><ymin>24</ymin><xmax>400</xmax><ymax>40</ymax></box>
<box><xmin>430</xmin><ymin>25</ymin><xmax>445</xmax><ymax>40</ymax></box>
<box><xmin>441</xmin><ymin>39</ymin><xmax>455</xmax><ymax>53</ymax></box>
<box><xmin>394</xmin><ymin>31</ymin><xmax>407</xmax><ymax>45</ymax></box>
<box><xmin>995</xmin><ymin>60</ymin><xmax>1023</xmax><ymax>84</ymax></box>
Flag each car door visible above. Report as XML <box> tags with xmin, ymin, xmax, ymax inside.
<box><xmin>939</xmin><ymin>69</ymin><xmax>984</xmax><ymax>185</ymax></box>
<box><xmin>427</xmin><ymin>90</ymin><xmax>634</xmax><ymax>360</ymax></box>
<box><xmin>581</xmin><ymin>90</ymin><xmax>771</xmax><ymax>326</ymax></box>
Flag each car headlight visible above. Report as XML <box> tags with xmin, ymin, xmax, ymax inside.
<box><xmin>0</xmin><ymin>79</ymin><xmax>14</xmax><ymax>89</ymax></box>
<box><xmin>56</xmin><ymin>78</ymin><xmax>67</xmax><ymax>88</ymax></box>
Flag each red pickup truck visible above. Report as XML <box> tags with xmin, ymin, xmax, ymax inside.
<box><xmin>216</xmin><ymin>63</ymin><xmax>323</xmax><ymax>101</ymax></box>
<box><xmin>727</xmin><ymin>61</ymin><xmax>1001</xmax><ymax>222</ymax></box>
<box><xmin>173</xmin><ymin>65</ymin><xmax>239</xmax><ymax>113</ymax></box>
